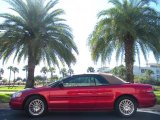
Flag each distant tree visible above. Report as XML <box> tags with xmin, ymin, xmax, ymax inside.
<box><xmin>48</xmin><ymin>67</ymin><xmax>56</xmax><ymax>78</ymax></box>
<box><xmin>16</xmin><ymin>77</ymin><xmax>22</xmax><ymax>82</ymax></box>
<box><xmin>15</xmin><ymin>77</ymin><xmax>23</xmax><ymax>85</ymax></box>
<box><xmin>40</xmin><ymin>67</ymin><xmax>48</xmax><ymax>85</ymax></box>
<box><xmin>23</xmin><ymin>78</ymin><xmax>27</xmax><ymax>82</ymax></box>
<box><xmin>2</xmin><ymin>78</ymin><xmax>7</xmax><ymax>84</ymax></box>
<box><xmin>60</xmin><ymin>68</ymin><xmax>68</xmax><ymax>78</ymax></box>
<box><xmin>34</xmin><ymin>75</ymin><xmax>44</xmax><ymax>82</ymax></box>
<box><xmin>12</xmin><ymin>67</ymin><xmax>19</xmax><ymax>81</ymax></box>
<box><xmin>144</xmin><ymin>69</ymin><xmax>154</xmax><ymax>80</ymax></box>
<box><xmin>41</xmin><ymin>67</ymin><xmax>48</xmax><ymax>75</ymax></box>
<box><xmin>22</xmin><ymin>65</ymin><xmax>28</xmax><ymax>80</ymax></box>
<box><xmin>87</xmin><ymin>67</ymin><xmax>95</xmax><ymax>73</ymax></box>
<box><xmin>12</xmin><ymin>67</ymin><xmax>19</xmax><ymax>86</ymax></box>
<box><xmin>118</xmin><ymin>65</ymin><xmax>126</xmax><ymax>79</ymax></box>
<box><xmin>8</xmin><ymin>66</ymin><xmax>13</xmax><ymax>87</ymax></box>
<box><xmin>50</xmin><ymin>75</ymin><xmax>59</xmax><ymax>82</ymax></box>
<box><xmin>112</xmin><ymin>65</ymin><xmax>126</xmax><ymax>80</ymax></box>
<box><xmin>0</xmin><ymin>68</ymin><xmax>4</xmax><ymax>80</ymax></box>
<box><xmin>68</xmin><ymin>68</ymin><xmax>74</xmax><ymax>76</ymax></box>
<box><xmin>112</xmin><ymin>67</ymin><xmax>119</xmax><ymax>75</ymax></box>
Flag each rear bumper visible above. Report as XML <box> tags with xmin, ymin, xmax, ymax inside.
<box><xmin>137</xmin><ymin>93</ymin><xmax>157</xmax><ymax>108</ymax></box>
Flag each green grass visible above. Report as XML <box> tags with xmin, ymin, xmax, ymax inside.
<box><xmin>154</xmin><ymin>86</ymin><xmax>160</xmax><ymax>91</ymax></box>
<box><xmin>0</xmin><ymin>86</ymin><xmax>24</xmax><ymax>92</ymax></box>
<box><xmin>0</xmin><ymin>94</ymin><xmax>12</xmax><ymax>103</ymax></box>
<box><xmin>0</xmin><ymin>86</ymin><xmax>24</xmax><ymax>103</ymax></box>
<box><xmin>154</xmin><ymin>91</ymin><xmax>160</xmax><ymax>104</ymax></box>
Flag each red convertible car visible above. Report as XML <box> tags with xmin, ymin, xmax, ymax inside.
<box><xmin>9</xmin><ymin>73</ymin><xmax>156</xmax><ymax>117</ymax></box>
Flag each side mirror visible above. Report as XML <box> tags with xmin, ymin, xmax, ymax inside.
<box><xmin>58</xmin><ymin>83</ymin><xmax>64</xmax><ymax>88</ymax></box>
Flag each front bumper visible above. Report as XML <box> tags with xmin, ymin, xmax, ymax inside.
<box><xmin>9</xmin><ymin>97</ymin><xmax>24</xmax><ymax>110</ymax></box>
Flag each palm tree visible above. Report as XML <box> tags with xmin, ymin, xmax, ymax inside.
<box><xmin>22</xmin><ymin>65</ymin><xmax>28</xmax><ymax>80</ymax></box>
<box><xmin>41</xmin><ymin>67</ymin><xmax>48</xmax><ymax>75</ymax></box>
<box><xmin>16</xmin><ymin>77</ymin><xmax>22</xmax><ymax>81</ymax></box>
<box><xmin>40</xmin><ymin>67</ymin><xmax>48</xmax><ymax>85</ymax></box>
<box><xmin>48</xmin><ymin>67</ymin><xmax>56</xmax><ymax>78</ymax></box>
<box><xmin>12</xmin><ymin>67</ymin><xmax>19</xmax><ymax>86</ymax></box>
<box><xmin>0</xmin><ymin>0</ymin><xmax>78</xmax><ymax>88</ymax></box>
<box><xmin>0</xmin><ymin>68</ymin><xmax>4</xmax><ymax>80</ymax></box>
<box><xmin>7</xmin><ymin>66</ymin><xmax>13</xmax><ymax>86</ymax></box>
<box><xmin>60</xmin><ymin>68</ymin><xmax>67</xmax><ymax>78</ymax></box>
<box><xmin>87</xmin><ymin>67</ymin><xmax>95</xmax><ymax>73</ymax></box>
<box><xmin>89</xmin><ymin>0</ymin><xmax>160</xmax><ymax>83</ymax></box>
<box><xmin>34</xmin><ymin>75</ymin><xmax>44</xmax><ymax>83</ymax></box>
<box><xmin>68</xmin><ymin>68</ymin><xmax>74</xmax><ymax>76</ymax></box>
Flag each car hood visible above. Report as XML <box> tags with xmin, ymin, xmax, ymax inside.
<box><xmin>21</xmin><ymin>86</ymin><xmax>49</xmax><ymax>93</ymax></box>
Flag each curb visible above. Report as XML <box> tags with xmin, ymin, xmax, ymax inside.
<box><xmin>138</xmin><ymin>110</ymin><xmax>160</xmax><ymax>115</ymax></box>
<box><xmin>0</xmin><ymin>103</ymin><xmax>9</xmax><ymax>109</ymax></box>
<box><xmin>138</xmin><ymin>105</ymin><xmax>160</xmax><ymax>113</ymax></box>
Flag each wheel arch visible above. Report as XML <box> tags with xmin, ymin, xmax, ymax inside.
<box><xmin>23</xmin><ymin>94</ymin><xmax>48</xmax><ymax>109</ymax></box>
<box><xmin>114</xmin><ymin>94</ymin><xmax>139</xmax><ymax>108</ymax></box>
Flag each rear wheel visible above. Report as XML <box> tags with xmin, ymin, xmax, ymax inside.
<box><xmin>25</xmin><ymin>96</ymin><xmax>47</xmax><ymax>117</ymax></box>
<box><xmin>115</xmin><ymin>96</ymin><xmax>137</xmax><ymax>117</ymax></box>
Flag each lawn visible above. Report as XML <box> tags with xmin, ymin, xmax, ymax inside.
<box><xmin>0</xmin><ymin>86</ymin><xmax>25</xmax><ymax>92</ymax></box>
<box><xmin>0</xmin><ymin>86</ymin><xmax>24</xmax><ymax>103</ymax></box>
<box><xmin>154</xmin><ymin>91</ymin><xmax>160</xmax><ymax>104</ymax></box>
<box><xmin>0</xmin><ymin>94</ymin><xmax>12</xmax><ymax>103</ymax></box>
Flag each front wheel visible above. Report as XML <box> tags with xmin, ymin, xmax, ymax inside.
<box><xmin>25</xmin><ymin>96</ymin><xmax>47</xmax><ymax>117</ymax></box>
<box><xmin>115</xmin><ymin>96</ymin><xmax>137</xmax><ymax>117</ymax></box>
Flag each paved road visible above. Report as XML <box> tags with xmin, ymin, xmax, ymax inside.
<box><xmin>0</xmin><ymin>109</ymin><xmax>160</xmax><ymax>120</ymax></box>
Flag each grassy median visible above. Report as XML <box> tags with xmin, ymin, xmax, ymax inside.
<box><xmin>0</xmin><ymin>86</ymin><xmax>25</xmax><ymax>92</ymax></box>
<box><xmin>155</xmin><ymin>91</ymin><xmax>160</xmax><ymax>104</ymax></box>
<box><xmin>0</xmin><ymin>86</ymin><xmax>24</xmax><ymax>103</ymax></box>
<box><xmin>0</xmin><ymin>94</ymin><xmax>12</xmax><ymax>103</ymax></box>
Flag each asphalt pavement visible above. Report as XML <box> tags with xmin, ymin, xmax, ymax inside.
<box><xmin>1</xmin><ymin>103</ymin><xmax>160</xmax><ymax>120</ymax></box>
<box><xmin>0</xmin><ymin>109</ymin><xmax>160</xmax><ymax>120</ymax></box>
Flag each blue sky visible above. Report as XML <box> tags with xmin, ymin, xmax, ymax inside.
<box><xmin>0</xmin><ymin>0</ymin><xmax>158</xmax><ymax>79</ymax></box>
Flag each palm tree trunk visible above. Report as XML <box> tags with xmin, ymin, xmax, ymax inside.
<box><xmin>13</xmin><ymin>72</ymin><xmax>15</xmax><ymax>87</ymax></box>
<box><xmin>25</xmin><ymin>49</ymin><xmax>36</xmax><ymax>88</ymax></box>
<box><xmin>51</xmin><ymin>73</ymin><xmax>53</xmax><ymax>78</ymax></box>
<box><xmin>45</xmin><ymin>74</ymin><xmax>47</xmax><ymax>85</ymax></box>
<box><xmin>8</xmin><ymin>70</ymin><xmax>11</xmax><ymax>87</ymax></box>
<box><xmin>26</xmin><ymin>70</ymin><xmax>27</xmax><ymax>80</ymax></box>
<box><xmin>124</xmin><ymin>34</ymin><xmax>134</xmax><ymax>83</ymax></box>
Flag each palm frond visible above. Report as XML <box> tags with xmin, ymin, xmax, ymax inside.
<box><xmin>0</xmin><ymin>0</ymin><xmax>78</xmax><ymax>68</ymax></box>
<box><xmin>88</xmin><ymin>0</ymin><xmax>160</xmax><ymax>66</ymax></box>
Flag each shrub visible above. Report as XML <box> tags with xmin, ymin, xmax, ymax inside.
<box><xmin>134</xmin><ymin>75</ymin><xmax>160</xmax><ymax>85</ymax></box>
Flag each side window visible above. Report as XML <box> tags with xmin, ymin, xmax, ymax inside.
<box><xmin>63</xmin><ymin>78</ymin><xmax>76</xmax><ymax>87</ymax></box>
<box><xmin>63</xmin><ymin>76</ymin><xmax>96</xmax><ymax>87</ymax></box>
<box><xmin>94</xmin><ymin>76</ymin><xmax>109</xmax><ymax>86</ymax></box>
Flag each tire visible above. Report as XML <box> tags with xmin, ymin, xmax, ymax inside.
<box><xmin>24</xmin><ymin>96</ymin><xmax>47</xmax><ymax>117</ymax></box>
<box><xmin>115</xmin><ymin>96</ymin><xmax>137</xmax><ymax>117</ymax></box>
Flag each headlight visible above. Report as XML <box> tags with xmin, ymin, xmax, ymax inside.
<box><xmin>12</xmin><ymin>91</ymin><xmax>22</xmax><ymax>98</ymax></box>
